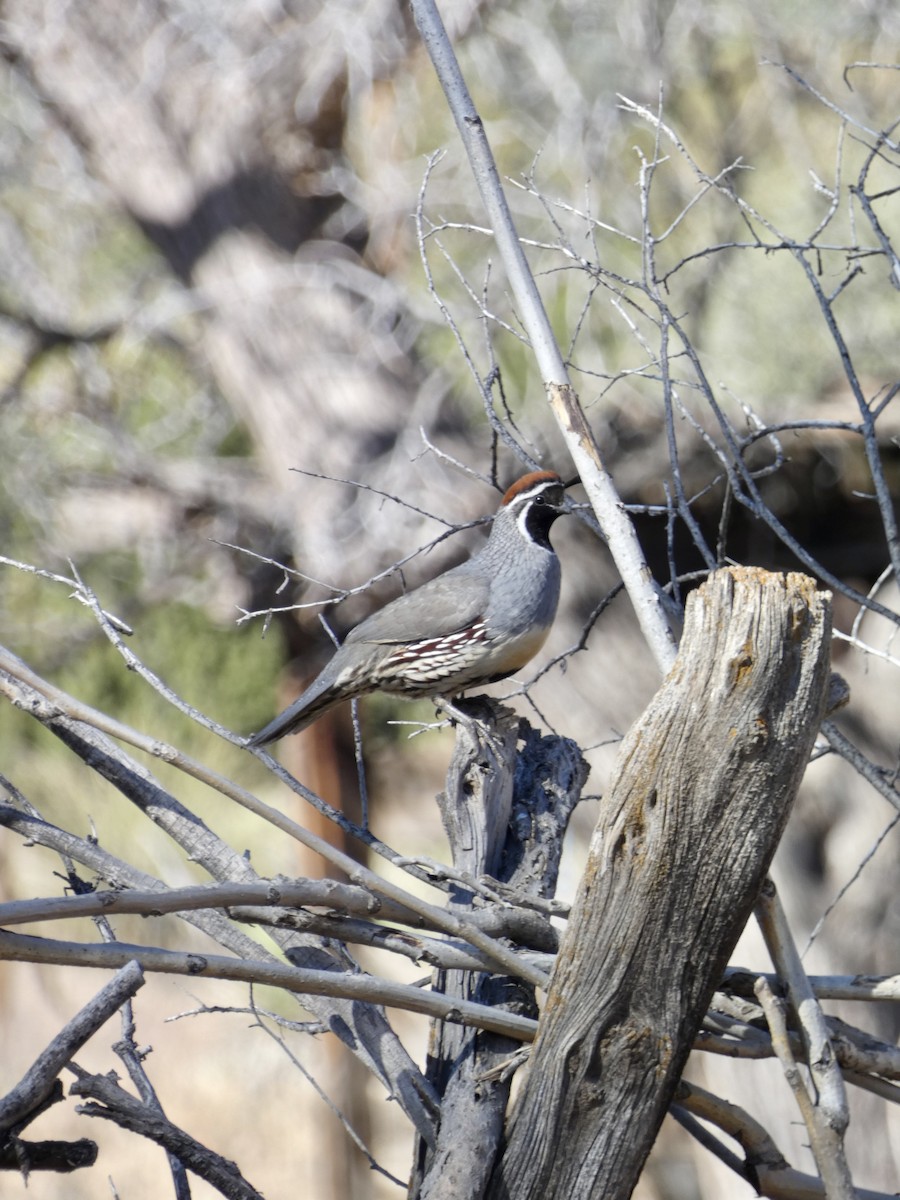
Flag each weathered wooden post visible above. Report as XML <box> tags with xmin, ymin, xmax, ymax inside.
<box><xmin>412</xmin><ymin>700</ymin><xmax>588</xmax><ymax>1200</ymax></box>
<box><xmin>490</xmin><ymin>568</ymin><xmax>832</xmax><ymax>1199</ymax></box>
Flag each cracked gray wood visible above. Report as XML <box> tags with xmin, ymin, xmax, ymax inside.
<box><xmin>411</xmin><ymin>700</ymin><xmax>588</xmax><ymax>1200</ymax></box>
<box><xmin>489</xmin><ymin>567</ymin><xmax>833</xmax><ymax>1200</ymax></box>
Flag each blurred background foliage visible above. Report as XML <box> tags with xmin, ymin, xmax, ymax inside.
<box><xmin>1</xmin><ymin>0</ymin><xmax>897</xmax><ymax>668</ymax></box>
<box><xmin>0</xmin><ymin>0</ymin><xmax>898</xmax><ymax>1195</ymax></box>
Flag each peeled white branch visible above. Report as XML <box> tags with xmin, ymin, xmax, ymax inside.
<box><xmin>410</xmin><ymin>0</ymin><xmax>678</xmax><ymax>674</ymax></box>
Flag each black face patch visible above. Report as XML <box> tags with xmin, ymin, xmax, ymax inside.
<box><xmin>516</xmin><ymin>482</ymin><xmax>565</xmax><ymax>549</ymax></box>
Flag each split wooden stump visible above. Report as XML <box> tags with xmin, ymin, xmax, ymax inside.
<box><xmin>489</xmin><ymin>567</ymin><xmax>832</xmax><ymax>1200</ymax></box>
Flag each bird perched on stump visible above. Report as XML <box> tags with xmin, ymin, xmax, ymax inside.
<box><xmin>248</xmin><ymin>470</ymin><xmax>568</xmax><ymax>745</ymax></box>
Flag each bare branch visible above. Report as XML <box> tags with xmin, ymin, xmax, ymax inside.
<box><xmin>755</xmin><ymin>882</ymin><xmax>855</xmax><ymax>1199</ymax></box>
<box><xmin>410</xmin><ymin>0</ymin><xmax>679</xmax><ymax>674</ymax></box>
<box><xmin>0</xmin><ymin>930</ymin><xmax>538</xmax><ymax>1042</ymax></box>
<box><xmin>0</xmin><ymin>644</ymin><xmax>548</xmax><ymax>985</ymax></box>
<box><xmin>820</xmin><ymin>721</ymin><xmax>900</xmax><ymax>815</ymax></box>
<box><xmin>723</xmin><ymin>968</ymin><xmax>900</xmax><ymax>1003</ymax></box>
<box><xmin>69</xmin><ymin>1064</ymin><xmax>264</xmax><ymax>1200</ymax></box>
<box><xmin>0</xmin><ymin>962</ymin><xmax>145</xmax><ymax>1133</ymax></box>
<box><xmin>677</xmin><ymin>1081</ymin><xmax>895</xmax><ymax>1200</ymax></box>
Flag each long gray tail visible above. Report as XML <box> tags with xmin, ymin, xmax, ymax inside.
<box><xmin>246</xmin><ymin>672</ymin><xmax>351</xmax><ymax>746</ymax></box>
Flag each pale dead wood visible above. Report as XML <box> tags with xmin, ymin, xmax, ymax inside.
<box><xmin>412</xmin><ymin>700</ymin><xmax>588</xmax><ymax>1200</ymax></box>
<box><xmin>414</xmin><ymin>701</ymin><xmax>521</xmax><ymax>1200</ymax></box>
<box><xmin>755</xmin><ymin>883</ymin><xmax>855</xmax><ymax>1199</ymax></box>
<box><xmin>676</xmin><ymin>1082</ymin><xmax>894</xmax><ymax>1200</ymax></box>
<box><xmin>489</xmin><ymin>567</ymin><xmax>833</xmax><ymax>1200</ymax></box>
<box><xmin>0</xmin><ymin>930</ymin><xmax>538</xmax><ymax>1043</ymax></box>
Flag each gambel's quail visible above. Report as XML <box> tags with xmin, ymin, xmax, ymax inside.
<box><xmin>248</xmin><ymin>470</ymin><xmax>568</xmax><ymax>745</ymax></box>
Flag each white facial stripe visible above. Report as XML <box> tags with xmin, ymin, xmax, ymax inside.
<box><xmin>505</xmin><ymin>481</ymin><xmax>560</xmax><ymax>508</ymax></box>
<box><xmin>516</xmin><ymin>505</ymin><xmax>532</xmax><ymax>541</ymax></box>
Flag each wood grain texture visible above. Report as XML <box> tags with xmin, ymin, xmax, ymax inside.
<box><xmin>412</xmin><ymin>699</ymin><xmax>588</xmax><ymax>1200</ymax></box>
<box><xmin>489</xmin><ymin>568</ymin><xmax>833</xmax><ymax>1200</ymax></box>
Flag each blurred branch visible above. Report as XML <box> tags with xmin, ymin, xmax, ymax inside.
<box><xmin>820</xmin><ymin>721</ymin><xmax>900</xmax><ymax>815</ymax></box>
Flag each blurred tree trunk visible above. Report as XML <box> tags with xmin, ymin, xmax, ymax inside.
<box><xmin>3</xmin><ymin>0</ymin><xmax>480</xmax><ymax>585</ymax></box>
<box><xmin>0</xmin><ymin>11</ymin><xmax>476</xmax><ymax>1196</ymax></box>
<box><xmin>489</xmin><ymin>568</ymin><xmax>832</xmax><ymax>1199</ymax></box>
<box><xmin>3</xmin><ymin>27</ymin><xmax>437</xmax><ymax>1200</ymax></box>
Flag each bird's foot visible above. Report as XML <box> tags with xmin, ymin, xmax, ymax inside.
<box><xmin>433</xmin><ymin>696</ymin><xmax>474</xmax><ymax>725</ymax></box>
<box><xmin>433</xmin><ymin>696</ymin><xmax>508</xmax><ymax>758</ymax></box>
